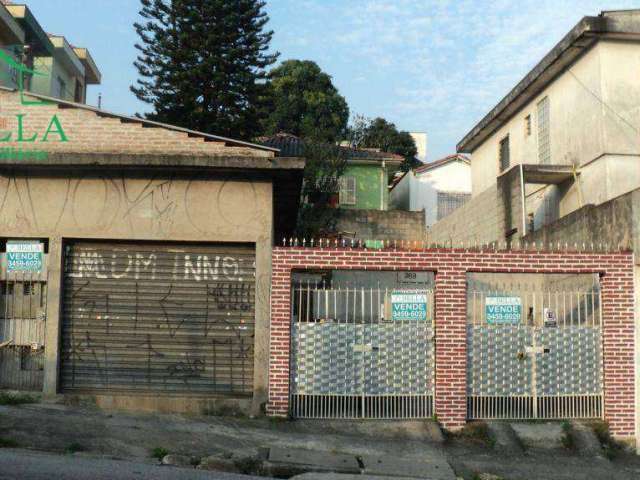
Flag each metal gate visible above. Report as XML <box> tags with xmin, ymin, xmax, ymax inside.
<box><xmin>60</xmin><ymin>242</ymin><xmax>255</xmax><ymax>396</ymax></box>
<box><xmin>467</xmin><ymin>284</ymin><xmax>603</xmax><ymax>419</ymax></box>
<box><xmin>290</xmin><ymin>283</ymin><xmax>434</xmax><ymax>419</ymax></box>
<box><xmin>0</xmin><ymin>272</ymin><xmax>48</xmax><ymax>391</ymax></box>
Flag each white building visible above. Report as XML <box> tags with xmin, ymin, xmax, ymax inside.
<box><xmin>410</xmin><ymin>132</ymin><xmax>428</xmax><ymax>163</ymax></box>
<box><xmin>390</xmin><ymin>154</ymin><xmax>471</xmax><ymax>227</ymax></box>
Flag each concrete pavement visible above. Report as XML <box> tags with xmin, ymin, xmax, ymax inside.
<box><xmin>0</xmin><ymin>449</ymin><xmax>264</xmax><ymax>480</ymax></box>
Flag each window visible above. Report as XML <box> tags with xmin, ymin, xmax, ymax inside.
<box><xmin>56</xmin><ymin>76</ymin><xmax>67</xmax><ymax>99</ymax></box>
<box><xmin>74</xmin><ymin>79</ymin><xmax>84</xmax><ymax>103</ymax></box>
<box><xmin>537</xmin><ymin>96</ymin><xmax>550</xmax><ymax>164</ymax></box>
<box><xmin>524</xmin><ymin>115</ymin><xmax>532</xmax><ymax>136</ymax></box>
<box><xmin>436</xmin><ymin>192</ymin><xmax>470</xmax><ymax>220</ymax></box>
<box><xmin>499</xmin><ymin>135</ymin><xmax>510</xmax><ymax>172</ymax></box>
<box><xmin>339</xmin><ymin>176</ymin><xmax>356</xmax><ymax>205</ymax></box>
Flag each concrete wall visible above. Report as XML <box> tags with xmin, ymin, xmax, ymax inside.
<box><xmin>336</xmin><ymin>208</ymin><xmax>426</xmax><ymax>241</ymax></box>
<box><xmin>427</xmin><ymin>185</ymin><xmax>503</xmax><ymax>245</ymax></box>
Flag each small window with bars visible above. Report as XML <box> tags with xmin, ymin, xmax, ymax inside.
<box><xmin>339</xmin><ymin>176</ymin><xmax>356</xmax><ymax>205</ymax></box>
<box><xmin>437</xmin><ymin>191</ymin><xmax>471</xmax><ymax>220</ymax></box>
<box><xmin>537</xmin><ymin>96</ymin><xmax>550</xmax><ymax>164</ymax></box>
<box><xmin>499</xmin><ymin>135</ymin><xmax>510</xmax><ymax>172</ymax></box>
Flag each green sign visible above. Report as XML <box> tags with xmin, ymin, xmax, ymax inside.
<box><xmin>6</xmin><ymin>241</ymin><xmax>43</xmax><ymax>272</ymax></box>
<box><xmin>0</xmin><ymin>48</ymin><xmax>68</xmax><ymax>162</ymax></box>
<box><xmin>391</xmin><ymin>291</ymin><xmax>427</xmax><ymax>321</ymax></box>
<box><xmin>485</xmin><ymin>296</ymin><xmax>521</xmax><ymax>324</ymax></box>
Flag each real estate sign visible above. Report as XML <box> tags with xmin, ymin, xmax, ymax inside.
<box><xmin>6</xmin><ymin>241</ymin><xmax>43</xmax><ymax>273</ymax></box>
<box><xmin>391</xmin><ymin>291</ymin><xmax>427</xmax><ymax>321</ymax></box>
<box><xmin>485</xmin><ymin>296</ymin><xmax>521</xmax><ymax>324</ymax></box>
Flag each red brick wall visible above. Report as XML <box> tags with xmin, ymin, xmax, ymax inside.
<box><xmin>268</xmin><ymin>247</ymin><xmax>636</xmax><ymax>437</ymax></box>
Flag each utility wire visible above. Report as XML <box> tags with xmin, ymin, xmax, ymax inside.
<box><xmin>567</xmin><ymin>68</ymin><xmax>640</xmax><ymax>135</ymax></box>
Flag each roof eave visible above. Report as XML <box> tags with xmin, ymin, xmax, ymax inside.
<box><xmin>457</xmin><ymin>15</ymin><xmax>605</xmax><ymax>153</ymax></box>
<box><xmin>73</xmin><ymin>47</ymin><xmax>101</xmax><ymax>85</ymax></box>
<box><xmin>0</xmin><ymin>3</ymin><xmax>25</xmax><ymax>45</ymax></box>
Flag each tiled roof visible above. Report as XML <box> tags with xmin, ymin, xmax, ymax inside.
<box><xmin>414</xmin><ymin>154</ymin><xmax>470</xmax><ymax>174</ymax></box>
<box><xmin>257</xmin><ymin>133</ymin><xmax>404</xmax><ymax>163</ymax></box>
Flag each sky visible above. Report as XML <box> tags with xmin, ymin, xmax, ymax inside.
<box><xmin>24</xmin><ymin>0</ymin><xmax>640</xmax><ymax>161</ymax></box>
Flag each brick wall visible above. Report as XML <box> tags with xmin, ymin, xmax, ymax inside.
<box><xmin>336</xmin><ymin>209</ymin><xmax>426</xmax><ymax>241</ymax></box>
<box><xmin>269</xmin><ymin>246</ymin><xmax>635</xmax><ymax>438</ymax></box>
<box><xmin>427</xmin><ymin>185</ymin><xmax>503</xmax><ymax>245</ymax></box>
<box><xmin>0</xmin><ymin>90</ymin><xmax>272</xmax><ymax>158</ymax></box>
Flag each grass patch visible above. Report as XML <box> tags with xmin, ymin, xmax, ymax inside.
<box><xmin>234</xmin><ymin>456</ymin><xmax>264</xmax><ymax>475</ymax></box>
<box><xmin>0</xmin><ymin>392</ymin><xmax>37</xmax><ymax>406</ymax></box>
<box><xmin>560</xmin><ymin>421</ymin><xmax>575</xmax><ymax>450</ymax></box>
<box><xmin>457</xmin><ymin>421</ymin><xmax>495</xmax><ymax>447</ymax></box>
<box><xmin>0</xmin><ymin>437</ymin><xmax>18</xmax><ymax>448</ymax></box>
<box><xmin>151</xmin><ymin>447</ymin><xmax>169</xmax><ymax>460</ymax></box>
<box><xmin>65</xmin><ymin>442</ymin><xmax>86</xmax><ymax>454</ymax></box>
<box><xmin>590</xmin><ymin>421</ymin><xmax>623</xmax><ymax>460</ymax></box>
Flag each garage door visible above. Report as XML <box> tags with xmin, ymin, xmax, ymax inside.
<box><xmin>60</xmin><ymin>242</ymin><xmax>255</xmax><ymax>396</ymax></box>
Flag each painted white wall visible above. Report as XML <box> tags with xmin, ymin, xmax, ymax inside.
<box><xmin>410</xmin><ymin>132</ymin><xmax>428</xmax><ymax>163</ymax></box>
<box><xmin>467</xmin><ymin>39</ymin><xmax>640</xmax><ymax>233</ymax></box>
<box><xmin>390</xmin><ymin>160</ymin><xmax>471</xmax><ymax>227</ymax></box>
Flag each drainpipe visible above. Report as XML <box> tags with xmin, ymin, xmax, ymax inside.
<box><xmin>381</xmin><ymin>160</ymin><xmax>386</xmax><ymax>210</ymax></box>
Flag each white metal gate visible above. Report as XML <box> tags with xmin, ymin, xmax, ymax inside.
<box><xmin>290</xmin><ymin>283</ymin><xmax>434</xmax><ymax>419</ymax></box>
<box><xmin>467</xmin><ymin>284</ymin><xmax>603</xmax><ymax>419</ymax></box>
<box><xmin>0</xmin><ymin>272</ymin><xmax>48</xmax><ymax>391</ymax></box>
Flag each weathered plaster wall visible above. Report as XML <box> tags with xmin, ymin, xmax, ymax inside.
<box><xmin>0</xmin><ymin>173</ymin><xmax>274</xmax><ymax>414</ymax></box>
<box><xmin>469</xmin><ymin>42</ymin><xmax>605</xmax><ymax>196</ymax></box>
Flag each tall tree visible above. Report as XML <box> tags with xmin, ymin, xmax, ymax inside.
<box><xmin>351</xmin><ymin>116</ymin><xmax>419</xmax><ymax>171</ymax></box>
<box><xmin>131</xmin><ymin>0</ymin><xmax>278</xmax><ymax>139</ymax></box>
<box><xmin>261</xmin><ymin>60</ymin><xmax>349</xmax><ymax>142</ymax></box>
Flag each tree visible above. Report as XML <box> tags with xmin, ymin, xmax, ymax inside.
<box><xmin>261</xmin><ymin>60</ymin><xmax>349</xmax><ymax>142</ymax></box>
<box><xmin>295</xmin><ymin>140</ymin><xmax>349</xmax><ymax>238</ymax></box>
<box><xmin>351</xmin><ymin>116</ymin><xmax>419</xmax><ymax>171</ymax></box>
<box><xmin>131</xmin><ymin>0</ymin><xmax>278</xmax><ymax>139</ymax></box>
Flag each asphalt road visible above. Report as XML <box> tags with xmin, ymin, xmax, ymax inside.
<box><xmin>0</xmin><ymin>449</ymin><xmax>265</xmax><ymax>480</ymax></box>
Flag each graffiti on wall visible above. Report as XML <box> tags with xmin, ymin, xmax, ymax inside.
<box><xmin>61</xmin><ymin>249</ymin><xmax>256</xmax><ymax>394</ymax></box>
<box><xmin>0</xmin><ymin>175</ymin><xmax>265</xmax><ymax>237</ymax></box>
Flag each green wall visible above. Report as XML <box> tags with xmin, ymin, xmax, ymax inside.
<box><xmin>340</xmin><ymin>164</ymin><xmax>388</xmax><ymax>210</ymax></box>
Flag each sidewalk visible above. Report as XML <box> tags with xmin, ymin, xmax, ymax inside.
<box><xmin>1</xmin><ymin>401</ymin><xmax>639</xmax><ymax>480</ymax></box>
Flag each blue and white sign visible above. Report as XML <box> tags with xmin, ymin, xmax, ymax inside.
<box><xmin>485</xmin><ymin>296</ymin><xmax>521</xmax><ymax>324</ymax></box>
<box><xmin>391</xmin><ymin>291</ymin><xmax>427</xmax><ymax>321</ymax></box>
<box><xmin>6</xmin><ymin>241</ymin><xmax>43</xmax><ymax>273</ymax></box>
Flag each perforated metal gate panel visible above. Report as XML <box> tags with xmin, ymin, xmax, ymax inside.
<box><xmin>290</xmin><ymin>286</ymin><xmax>434</xmax><ymax>419</ymax></box>
<box><xmin>292</xmin><ymin>323</ymin><xmax>432</xmax><ymax>395</ymax></box>
<box><xmin>60</xmin><ymin>242</ymin><xmax>255</xmax><ymax>396</ymax></box>
<box><xmin>467</xmin><ymin>288</ymin><xmax>603</xmax><ymax>420</ymax></box>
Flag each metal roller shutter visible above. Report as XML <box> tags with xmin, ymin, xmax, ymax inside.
<box><xmin>60</xmin><ymin>242</ymin><xmax>255</xmax><ymax>396</ymax></box>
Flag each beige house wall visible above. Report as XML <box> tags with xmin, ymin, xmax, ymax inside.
<box><xmin>449</xmin><ymin>39</ymin><xmax>640</xmax><ymax>243</ymax></box>
<box><xmin>0</xmin><ymin>174</ymin><xmax>274</xmax><ymax>414</ymax></box>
